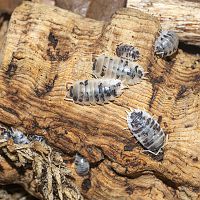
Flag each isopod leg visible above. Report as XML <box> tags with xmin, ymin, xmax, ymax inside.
<box><xmin>122</xmin><ymin>115</ymin><xmax>127</xmax><ymax>120</ymax></box>
<box><xmin>129</xmin><ymin>107</ymin><xmax>133</xmax><ymax>111</ymax></box>
<box><xmin>156</xmin><ymin>51</ymin><xmax>165</xmax><ymax>58</ymax></box>
<box><xmin>92</xmin><ymin>74</ymin><xmax>98</xmax><ymax>79</ymax></box>
<box><xmin>64</xmin><ymin>97</ymin><xmax>74</xmax><ymax>102</ymax></box>
<box><xmin>142</xmin><ymin>148</ymin><xmax>163</xmax><ymax>156</ymax></box>
<box><xmin>121</xmin><ymin>81</ymin><xmax>129</xmax><ymax>89</ymax></box>
<box><xmin>163</xmin><ymin>134</ymin><xmax>169</xmax><ymax>147</ymax></box>
<box><xmin>85</xmin><ymin>72</ymin><xmax>97</xmax><ymax>79</ymax></box>
<box><xmin>66</xmin><ymin>81</ymin><xmax>73</xmax><ymax>86</ymax></box>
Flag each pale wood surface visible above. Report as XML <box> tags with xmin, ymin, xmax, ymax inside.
<box><xmin>0</xmin><ymin>2</ymin><xmax>200</xmax><ymax>199</ymax></box>
<box><xmin>127</xmin><ymin>0</ymin><xmax>200</xmax><ymax>46</ymax></box>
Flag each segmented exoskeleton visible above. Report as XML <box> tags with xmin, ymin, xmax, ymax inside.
<box><xmin>154</xmin><ymin>30</ymin><xmax>179</xmax><ymax>58</ymax></box>
<box><xmin>66</xmin><ymin>79</ymin><xmax>125</xmax><ymax>105</ymax></box>
<box><xmin>74</xmin><ymin>154</ymin><xmax>90</xmax><ymax>176</ymax></box>
<box><xmin>116</xmin><ymin>44</ymin><xmax>140</xmax><ymax>61</ymax></box>
<box><xmin>126</xmin><ymin>109</ymin><xmax>166</xmax><ymax>155</ymax></box>
<box><xmin>93</xmin><ymin>55</ymin><xmax>145</xmax><ymax>85</ymax></box>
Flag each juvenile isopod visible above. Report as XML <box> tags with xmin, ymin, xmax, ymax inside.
<box><xmin>154</xmin><ymin>30</ymin><xmax>179</xmax><ymax>58</ymax></box>
<box><xmin>66</xmin><ymin>79</ymin><xmax>125</xmax><ymax>105</ymax></box>
<box><xmin>28</xmin><ymin>134</ymin><xmax>45</xmax><ymax>142</ymax></box>
<box><xmin>74</xmin><ymin>154</ymin><xmax>90</xmax><ymax>176</ymax></box>
<box><xmin>11</xmin><ymin>128</ymin><xmax>30</xmax><ymax>144</ymax></box>
<box><xmin>126</xmin><ymin>109</ymin><xmax>166</xmax><ymax>155</ymax></box>
<box><xmin>116</xmin><ymin>44</ymin><xmax>140</xmax><ymax>61</ymax></box>
<box><xmin>93</xmin><ymin>55</ymin><xmax>145</xmax><ymax>85</ymax></box>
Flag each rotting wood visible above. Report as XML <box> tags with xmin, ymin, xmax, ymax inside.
<box><xmin>0</xmin><ymin>2</ymin><xmax>200</xmax><ymax>199</ymax></box>
<box><xmin>127</xmin><ymin>0</ymin><xmax>200</xmax><ymax>46</ymax></box>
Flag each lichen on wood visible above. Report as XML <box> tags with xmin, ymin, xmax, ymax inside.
<box><xmin>0</xmin><ymin>125</ymin><xmax>83</xmax><ymax>200</ymax></box>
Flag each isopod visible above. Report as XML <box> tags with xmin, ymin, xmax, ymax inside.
<box><xmin>66</xmin><ymin>79</ymin><xmax>125</xmax><ymax>105</ymax></box>
<box><xmin>93</xmin><ymin>55</ymin><xmax>145</xmax><ymax>85</ymax></box>
<box><xmin>116</xmin><ymin>44</ymin><xmax>140</xmax><ymax>61</ymax></box>
<box><xmin>74</xmin><ymin>154</ymin><xmax>90</xmax><ymax>176</ymax></box>
<box><xmin>28</xmin><ymin>134</ymin><xmax>45</xmax><ymax>143</ymax></box>
<box><xmin>126</xmin><ymin>109</ymin><xmax>166</xmax><ymax>155</ymax></box>
<box><xmin>11</xmin><ymin>128</ymin><xmax>30</xmax><ymax>144</ymax></box>
<box><xmin>154</xmin><ymin>30</ymin><xmax>179</xmax><ymax>58</ymax></box>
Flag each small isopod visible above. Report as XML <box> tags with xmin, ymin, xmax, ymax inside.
<box><xmin>93</xmin><ymin>55</ymin><xmax>145</xmax><ymax>85</ymax></box>
<box><xmin>28</xmin><ymin>134</ymin><xmax>45</xmax><ymax>142</ymax></box>
<box><xmin>11</xmin><ymin>128</ymin><xmax>30</xmax><ymax>144</ymax></box>
<box><xmin>116</xmin><ymin>44</ymin><xmax>140</xmax><ymax>61</ymax></box>
<box><xmin>154</xmin><ymin>30</ymin><xmax>179</xmax><ymax>58</ymax></box>
<box><xmin>74</xmin><ymin>154</ymin><xmax>90</xmax><ymax>176</ymax></box>
<box><xmin>66</xmin><ymin>79</ymin><xmax>125</xmax><ymax>105</ymax></box>
<box><xmin>126</xmin><ymin>109</ymin><xmax>166</xmax><ymax>155</ymax></box>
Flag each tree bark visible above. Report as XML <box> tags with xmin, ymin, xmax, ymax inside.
<box><xmin>0</xmin><ymin>2</ymin><xmax>200</xmax><ymax>199</ymax></box>
<box><xmin>127</xmin><ymin>0</ymin><xmax>200</xmax><ymax>46</ymax></box>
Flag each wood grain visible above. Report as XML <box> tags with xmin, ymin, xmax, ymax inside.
<box><xmin>0</xmin><ymin>2</ymin><xmax>200</xmax><ymax>199</ymax></box>
<box><xmin>127</xmin><ymin>0</ymin><xmax>200</xmax><ymax>46</ymax></box>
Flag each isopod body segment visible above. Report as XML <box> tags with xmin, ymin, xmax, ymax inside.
<box><xmin>66</xmin><ymin>79</ymin><xmax>125</xmax><ymax>105</ymax></box>
<box><xmin>74</xmin><ymin>154</ymin><xmax>90</xmax><ymax>176</ymax></box>
<box><xmin>93</xmin><ymin>55</ymin><xmax>145</xmax><ymax>85</ymax></box>
<box><xmin>154</xmin><ymin>30</ymin><xmax>179</xmax><ymax>58</ymax></box>
<box><xmin>127</xmin><ymin>109</ymin><xmax>166</xmax><ymax>155</ymax></box>
<box><xmin>116</xmin><ymin>44</ymin><xmax>140</xmax><ymax>61</ymax></box>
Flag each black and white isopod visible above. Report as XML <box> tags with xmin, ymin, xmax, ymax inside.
<box><xmin>116</xmin><ymin>44</ymin><xmax>140</xmax><ymax>61</ymax></box>
<box><xmin>74</xmin><ymin>154</ymin><xmax>90</xmax><ymax>176</ymax></box>
<box><xmin>93</xmin><ymin>55</ymin><xmax>145</xmax><ymax>85</ymax></box>
<box><xmin>154</xmin><ymin>30</ymin><xmax>179</xmax><ymax>58</ymax></box>
<box><xmin>66</xmin><ymin>79</ymin><xmax>125</xmax><ymax>105</ymax></box>
<box><xmin>127</xmin><ymin>109</ymin><xmax>166</xmax><ymax>155</ymax></box>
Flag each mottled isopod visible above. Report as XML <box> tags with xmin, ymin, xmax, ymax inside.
<box><xmin>154</xmin><ymin>30</ymin><xmax>179</xmax><ymax>58</ymax></box>
<box><xmin>11</xmin><ymin>128</ymin><xmax>30</xmax><ymax>144</ymax></box>
<box><xmin>28</xmin><ymin>134</ymin><xmax>45</xmax><ymax>143</ymax></box>
<box><xmin>93</xmin><ymin>55</ymin><xmax>145</xmax><ymax>85</ymax></box>
<box><xmin>116</xmin><ymin>44</ymin><xmax>140</xmax><ymax>61</ymax></box>
<box><xmin>127</xmin><ymin>109</ymin><xmax>166</xmax><ymax>155</ymax></box>
<box><xmin>74</xmin><ymin>154</ymin><xmax>90</xmax><ymax>176</ymax></box>
<box><xmin>66</xmin><ymin>79</ymin><xmax>125</xmax><ymax>105</ymax></box>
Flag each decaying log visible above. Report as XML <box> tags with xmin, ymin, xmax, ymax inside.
<box><xmin>127</xmin><ymin>0</ymin><xmax>200</xmax><ymax>46</ymax></box>
<box><xmin>0</xmin><ymin>1</ymin><xmax>200</xmax><ymax>199</ymax></box>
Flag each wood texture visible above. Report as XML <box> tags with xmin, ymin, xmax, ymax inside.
<box><xmin>0</xmin><ymin>14</ymin><xmax>9</xmax><ymax>62</ymax></box>
<box><xmin>127</xmin><ymin>0</ymin><xmax>200</xmax><ymax>46</ymax></box>
<box><xmin>0</xmin><ymin>2</ymin><xmax>200</xmax><ymax>199</ymax></box>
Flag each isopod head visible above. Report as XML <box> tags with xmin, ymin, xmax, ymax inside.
<box><xmin>111</xmin><ymin>79</ymin><xmax>125</xmax><ymax>96</ymax></box>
